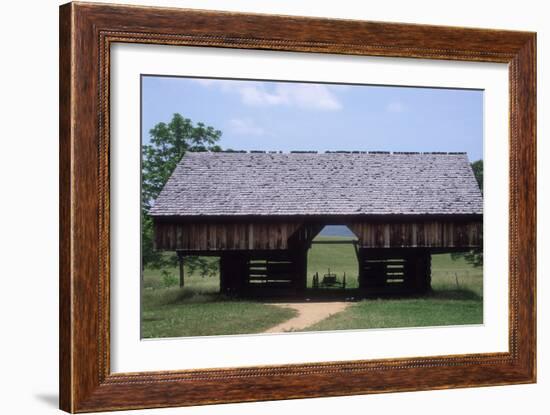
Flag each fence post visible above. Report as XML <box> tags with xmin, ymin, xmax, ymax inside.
<box><xmin>177</xmin><ymin>251</ymin><xmax>185</xmax><ymax>288</ymax></box>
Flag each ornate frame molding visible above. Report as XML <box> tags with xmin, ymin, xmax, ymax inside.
<box><xmin>60</xmin><ymin>2</ymin><xmax>536</xmax><ymax>412</ymax></box>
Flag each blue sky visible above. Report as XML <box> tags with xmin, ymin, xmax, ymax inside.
<box><xmin>142</xmin><ymin>76</ymin><xmax>483</xmax><ymax>161</ymax></box>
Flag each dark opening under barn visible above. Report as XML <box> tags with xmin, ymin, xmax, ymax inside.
<box><xmin>149</xmin><ymin>151</ymin><xmax>483</xmax><ymax>298</ymax></box>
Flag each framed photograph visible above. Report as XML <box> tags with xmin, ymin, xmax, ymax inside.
<box><xmin>59</xmin><ymin>2</ymin><xmax>536</xmax><ymax>412</ymax></box>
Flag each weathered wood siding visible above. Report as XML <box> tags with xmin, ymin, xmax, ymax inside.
<box><xmin>347</xmin><ymin>221</ymin><xmax>482</xmax><ymax>248</ymax></box>
<box><xmin>288</xmin><ymin>224</ymin><xmax>324</xmax><ymax>247</ymax></box>
<box><xmin>218</xmin><ymin>249</ymin><xmax>309</xmax><ymax>297</ymax></box>
<box><xmin>154</xmin><ymin>222</ymin><xmax>303</xmax><ymax>251</ymax></box>
<box><xmin>154</xmin><ymin>219</ymin><xmax>482</xmax><ymax>251</ymax></box>
<box><xmin>358</xmin><ymin>248</ymin><xmax>431</xmax><ymax>294</ymax></box>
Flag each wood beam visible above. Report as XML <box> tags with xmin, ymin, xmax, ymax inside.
<box><xmin>177</xmin><ymin>251</ymin><xmax>185</xmax><ymax>288</ymax></box>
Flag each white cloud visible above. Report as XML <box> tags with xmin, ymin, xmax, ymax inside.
<box><xmin>193</xmin><ymin>79</ymin><xmax>342</xmax><ymax>111</ymax></box>
<box><xmin>276</xmin><ymin>84</ymin><xmax>342</xmax><ymax>111</ymax></box>
<box><xmin>227</xmin><ymin>118</ymin><xmax>265</xmax><ymax>136</ymax></box>
<box><xmin>386</xmin><ymin>101</ymin><xmax>406</xmax><ymax>113</ymax></box>
<box><xmin>238</xmin><ymin>85</ymin><xmax>288</xmax><ymax>106</ymax></box>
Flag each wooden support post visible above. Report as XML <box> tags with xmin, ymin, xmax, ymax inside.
<box><xmin>293</xmin><ymin>248</ymin><xmax>308</xmax><ymax>297</ymax></box>
<box><xmin>418</xmin><ymin>250</ymin><xmax>432</xmax><ymax>293</ymax></box>
<box><xmin>353</xmin><ymin>241</ymin><xmax>360</xmax><ymax>261</ymax></box>
<box><xmin>357</xmin><ymin>248</ymin><xmax>365</xmax><ymax>292</ymax></box>
<box><xmin>219</xmin><ymin>255</ymin><xmax>227</xmax><ymax>294</ymax></box>
<box><xmin>177</xmin><ymin>251</ymin><xmax>185</xmax><ymax>288</ymax></box>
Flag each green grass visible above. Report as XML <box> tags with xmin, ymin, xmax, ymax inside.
<box><xmin>305</xmin><ymin>297</ymin><xmax>482</xmax><ymax>332</ymax></box>
<box><xmin>141</xmin><ymin>257</ymin><xmax>297</xmax><ymax>338</ymax></box>
<box><xmin>142</xmin><ymin>260</ymin><xmax>220</xmax><ymax>292</ymax></box>
<box><xmin>307</xmin><ymin>236</ymin><xmax>359</xmax><ymax>288</ymax></box>
<box><xmin>304</xmin><ymin>249</ymin><xmax>483</xmax><ymax>331</ymax></box>
<box><xmin>431</xmin><ymin>253</ymin><xmax>483</xmax><ymax>297</ymax></box>
<box><xmin>142</xmin><ymin>246</ymin><xmax>483</xmax><ymax>337</ymax></box>
<box><xmin>142</xmin><ymin>290</ymin><xmax>296</xmax><ymax>338</ymax></box>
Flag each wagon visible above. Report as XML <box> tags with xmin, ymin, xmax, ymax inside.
<box><xmin>312</xmin><ymin>269</ymin><xmax>346</xmax><ymax>289</ymax></box>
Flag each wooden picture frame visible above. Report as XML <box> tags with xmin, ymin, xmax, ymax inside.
<box><xmin>59</xmin><ymin>2</ymin><xmax>536</xmax><ymax>412</ymax></box>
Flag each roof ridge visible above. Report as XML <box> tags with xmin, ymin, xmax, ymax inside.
<box><xmin>186</xmin><ymin>150</ymin><xmax>468</xmax><ymax>155</ymax></box>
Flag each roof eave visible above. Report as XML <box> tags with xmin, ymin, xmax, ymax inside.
<box><xmin>151</xmin><ymin>212</ymin><xmax>483</xmax><ymax>223</ymax></box>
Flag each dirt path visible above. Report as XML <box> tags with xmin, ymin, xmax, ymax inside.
<box><xmin>263</xmin><ymin>302</ymin><xmax>350</xmax><ymax>333</ymax></box>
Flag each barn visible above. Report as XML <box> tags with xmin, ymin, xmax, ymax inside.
<box><xmin>150</xmin><ymin>151</ymin><xmax>483</xmax><ymax>297</ymax></box>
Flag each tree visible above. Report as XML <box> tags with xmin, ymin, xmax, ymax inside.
<box><xmin>141</xmin><ymin>113</ymin><xmax>222</xmax><ymax>269</ymax></box>
<box><xmin>451</xmin><ymin>159</ymin><xmax>483</xmax><ymax>267</ymax></box>
<box><xmin>471</xmin><ymin>159</ymin><xmax>483</xmax><ymax>193</ymax></box>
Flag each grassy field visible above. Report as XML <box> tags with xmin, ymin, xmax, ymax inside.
<box><xmin>307</xmin><ymin>238</ymin><xmax>483</xmax><ymax>331</ymax></box>
<box><xmin>302</xmin><ymin>238</ymin><xmax>483</xmax><ymax>331</ymax></box>
<box><xmin>141</xmin><ymin>259</ymin><xmax>296</xmax><ymax>338</ymax></box>
<box><xmin>142</xmin><ymin>286</ymin><xmax>296</xmax><ymax>338</ymax></box>
<box><xmin>308</xmin><ymin>236</ymin><xmax>360</xmax><ymax>288</ymax></box>
<box><xmin>305</xmin><ymin>296</ymin><xmax>481</xmax><ymax>332</ymax></box>
<box><xmin>142</xmin><ymin>240</ymin><xmax>483</xmax><ymax>338</ymax></box>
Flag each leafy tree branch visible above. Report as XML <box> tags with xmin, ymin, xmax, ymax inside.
<box><xmin>141</xmin><ymin>114</ymin><xmax>222</xmax><ymax>269</ymax></box>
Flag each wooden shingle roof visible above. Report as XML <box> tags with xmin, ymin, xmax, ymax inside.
<box><xmin>149</xmin><ymin>151</ymin><xmax>483</xmax><ymax>217</ymax></box>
